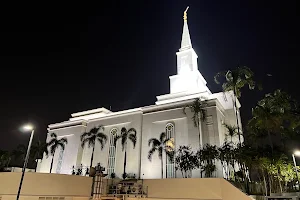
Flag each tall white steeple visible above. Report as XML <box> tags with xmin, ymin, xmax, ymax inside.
<box><xmin>156</xmin><ymin>7</ymin><xmax>211</xmax><ymax>105</ymax></box>
<box><xmin>180</xmin><ymin>7</ymin><xmax>192</xmax><ymax>51</ymax></box>
<box><xmin>170</xmin><ymin>7</ymin><xmax>211</xmax><ymax>94</ymax></box>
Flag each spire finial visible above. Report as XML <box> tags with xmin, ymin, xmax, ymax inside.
<box><xmin>183</xmin><ymin>6</ymin><xmax>189</xmax><ymax>21</ymax></box>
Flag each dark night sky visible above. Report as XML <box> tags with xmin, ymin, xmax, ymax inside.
<box><xmin>0</xmin><ymin>1</ymin><xmax>299</xmax><ymax>150</ymax></box>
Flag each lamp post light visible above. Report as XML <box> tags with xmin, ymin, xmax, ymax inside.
<box><xmin>292</xmin><ymin>150</ymin><xmax>300</xmax><ymax>191</ymax></box>
<box><xmin>16</xmin><ymin>124</ymin><xmax>34</xmax><ymax>200</ymax></box>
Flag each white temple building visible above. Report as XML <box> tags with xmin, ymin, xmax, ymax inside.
<box><xmin>37</xmin><ymin>10</ymin><xmax>241</xmax><ymax>179</ymax></box>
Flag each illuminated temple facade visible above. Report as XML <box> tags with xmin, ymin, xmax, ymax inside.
<box><xmin>37</xmin><ymin>11</ymin><xmax>241</xmax><ymax>179</ymax></box>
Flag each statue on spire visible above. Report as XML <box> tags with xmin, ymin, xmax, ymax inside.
<box><xmin>183</xmin><ymin>6</ymin><xmax>189</xmax><ymax>21</ymax></box>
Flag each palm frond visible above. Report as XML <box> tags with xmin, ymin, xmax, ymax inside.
<box><xmin>58</xmin><ymin>143</ymin><xmax>66</xmax><ymax>151</ymax></box>
<box><xmin>128</xmin><ymin>133</ymin><xmax>137</xmax><ymax>148</ymax></box>
<box><xmin>214</xmin><ymin>71</ymin><xmax>226</xmax><ymax>84</ymax></box>
<box><xmin>50</xmin><ymin>132</ymin><xmax>57</xmax><ymax>138</ymax></box>
<box><xmin>159</xmin><ymin>132</ymin><xmax>166</xmax><ymax>143</ymax></box>
<box><xmin>96</xmin><ymin>132</ymin><xmax>108</xmax><ymax>144</ymax></box>
<box><xmin>59</xmin><ymin>137</ymin><xmax>68</xmax><ymax>145</ymax></box>
<box><xmin>148</xmin><ymin>147</ymin><xmax>157</xmax><ymax>161</ymax></box>
<box><xmin>81</xmin><ymin>137</ymin><xmax>90</xmax><ymax>148</ymax></box>
<box><xmin>80</xmin><ymin>125</ymin><xmax>107</xmax><ymax>151</ymax></box>
<box><xmin>148</xmin><ymin>138</ymin><xmax>160</xmax><ymax>147</ymax></box>
<box><xmin>98</xmin><ymin>125</ymin><xmax>105</xmax><ymax>131</ymax></box>
<box><xmin>80</xmin><ymin>131</ymin><xmax>91</xmax><ymax>141</ymax></box>
<box><xmin>97</xmin><ymin>138</ymin><xmax>105</xmax><ymax>150</ymax></box>
<box><xmin>128</xmin><ymin>128</ymin><xmax>137</xmax><ymax>135</ymax></box>
<box><xmin>47</xmin><ymin>138</ymin><xmax>56</xmax><ymax>147</ymax></box>
<box><xmin>128</xmin><ymin>128</ymin><xmax>137</xmax><ymax>148</ymax></box>
<box><xmin>88</xmin><ymin>135</ymin><xmax>96</xmax><ymax>148</ymax></box>
<box><xmin>44</xmin><ymin>147</ymin><xmax>49</xmax><ymax>157</ymax></box>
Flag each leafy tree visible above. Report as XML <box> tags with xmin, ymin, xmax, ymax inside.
<box><xmin>81</xmin><ymin>125</ymin><xmax>107</xmax><ymax>170</ymax></box>
<box><xmin>47</xmin><ymin>133</ymin><xmax>68</xmax><ymax>173</ymax></box>
<box><xmin>0</xmin><ymin>150</ymin><xmax>11</xmax><ymax>171</ymax></box>
<box><xmin>198</xmin><ymin>144</ymin><xmax>218</xmax><ymax>177</ymax></box>
<box><xmin>183</xmin><ymin>98</ymin><xmax>207</xmax><ymax>147</ymax></box>
<box><xmin>215</xmin><ymin>66</ymin><xmax>257</xmax><ymax>143</ymax></box>
<box><xmin>175</xmin><ymin>146</ymin><xmax>197</xmax><ymax>178</ymax></box>
<box><xmin>218</xmin><ymin>142</ymin><xmax>234</xmax><ymax>179</ymax></box>
<box><xmin>31</xmin><ymin>140</ymin><xmax>48</xmax><ymax>171</ymax></box>
<box><xmin>148</xmin><ymin>132</ymin><xmax>174</xmax><ymax>178</ymax></box>
<box><xmin>248</xmin><ymin>90</ymin><xmax>298</xmax><ymax>151</ymax></box>
<box><xmin>280</xmin><ymin>163</ymin><xmax>299</xmax><ymax>192</ymax></box>
<box><xmin>12</xmin><ymin>144</ymin><xmax>27</xmax><ymax>163</ymax></box>
<box><xmin>115</xmin><ymin>127</ymin><xmax>137</xmax><ymax>178</ymax></box>
<box><xmin>234</xmin><ymin>144</ymin><xmax>257</xmax><ymax>194</ymax></box>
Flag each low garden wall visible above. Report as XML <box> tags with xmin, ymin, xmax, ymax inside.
<box><xmin>0</xmin><ymin>172</ymin><xmax>93</xmax><ymax>200</ymax></box>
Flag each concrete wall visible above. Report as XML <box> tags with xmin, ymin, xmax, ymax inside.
<box><xmin>101</xmin><ymin>178</ymin><xmax>251</xmax><ymax>200</ymax></box>
<box><xmin>0</xmin><ymin>172</ymin><xmax>92</xmax><ymax>200</ymax></box>
<box><xmin>141</xmin><ymin>178</ymin><xmax>251</xmax><ymax>200</ymax></box>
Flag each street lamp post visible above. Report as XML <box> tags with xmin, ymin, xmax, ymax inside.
<box><xmin>292</xmin><ymin>150</ymin><xmax>300</xmax><ymax>191</ymax></box>
<box><xmin>16</xmin><ymin>125</ymin><xmax>34</xmax><ymax>200</ymax></box>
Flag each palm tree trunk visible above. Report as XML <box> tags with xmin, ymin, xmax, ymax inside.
<box><xmin>123</xmin><ymin>145</ymin><xmax>127</xmax><ymax>178</ymax></box>
<box><xmin>197</xmin><ymin>113</ymin><xmax>203</xmax><ymax>148</ymax></box>
<box><xmin>233</xmin><ymin>89</ymin><xmax>241</xmax><ymax>143</ymax></box>
<box><xmin>165</xmin><ymin>152</ymin><xmax>168</xmax><ymax>179</ymax></box>
<box><xmin>90</xmin><ymin>145</ymin><xmax>95</xmax><ymax>169</ymax></box>
<box><xmin>197</xmin><ymin>114</ymin><xmax>203</xmax><ymax>178</ymax></box>
<box><xmin>50</xmin><ymin>155</ymin><xmax>54</xmax><ymax>173</ymax></box>
<box><xmin>161</xmin><ymin>156</ymin><xmax>163</xmax><ymax>179</ymax></box>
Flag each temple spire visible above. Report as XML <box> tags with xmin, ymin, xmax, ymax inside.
<box><xmin>183</xmin><ymin>6</ymin><xmax>189</xmax><ymax>21</ymax></box>
<box><xmin>180</xmin><ymin>6</ymin><xmax>192</xmax><ymax>51</ymax></box>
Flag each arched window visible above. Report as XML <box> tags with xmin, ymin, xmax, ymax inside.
<box><xmin>107</xmin><ymin>128</ymin><xmax>118</xmax><ymax>178</ymax></box>
<box><xmin>165</xmin><ymin>123</ymin><xmax>175</xmax><ymax>178</ymax></box>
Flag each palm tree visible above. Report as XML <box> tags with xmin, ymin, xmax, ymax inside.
<box><xmin>223</xmin><ymin>124</ymin><xmax>238</xmax><ymax>143</ymax></box>
<box><xmin>215</xmin><ymin>66</ymin><xmax>257</xmax><ymax>143</ymax></box>
<box><xmin>31</xmin><ymin>140</ymin><xmax>48</xmax><ymax>171</ymax></box>
<box><xmin>148</xmin><ymin>132</ymin><xmax>174</xmax><ymax>178</ymax></box>
<box><xmin>183</xmin><ymin>98</ymin><xmax>207</xmax><ymax>147</ymax></box>
<box><xmin>47</xmin><ymin>133</ymin><xmax>68</xmax><ymax>173</ymax></box>
<box><xmin>81</xmin><ymin>125</ymin><xmax>107</xmax><ymax>170</ymax></box>
<box><xmin>115</xmin><ymin>127</ymin><xmax>137</xmax><ymax>178</ymax></box>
